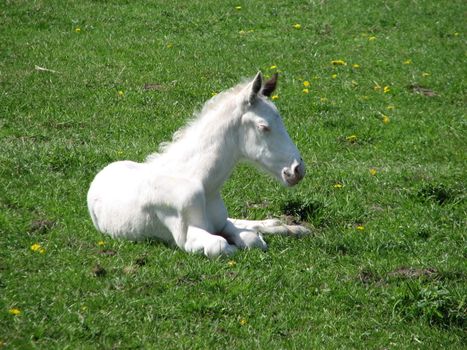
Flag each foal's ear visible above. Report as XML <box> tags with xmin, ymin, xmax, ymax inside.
<box><xmin>261</xmin><ymin>73</ymin><xmax>278</xmax><ymax>97</ymax></box>
<box><xmin>248</xmin><ymin>72</ymin><xmax>263</xmax><ymax>105</ymax></box>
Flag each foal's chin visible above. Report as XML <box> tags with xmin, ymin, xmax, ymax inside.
<box><xmin>282</xmin><ymin>177</ymin><xmax>301</xmax><ymax>187</ymax></box>
<box><xmin>276</xmin><ymin>173</ymin><xmax>300</xmax><ymax>187</ymax></box>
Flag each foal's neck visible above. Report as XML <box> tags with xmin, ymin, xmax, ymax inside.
<box><xmin>162</xmin><ymin>108</ymin><xmax>241</xmax><ymax>194</ymax></box>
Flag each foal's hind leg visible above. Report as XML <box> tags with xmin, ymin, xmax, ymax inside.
<box><xmin>228</xmin><ymin>218</ymin><xmax>310</xmax><ymax>236</ymax></box>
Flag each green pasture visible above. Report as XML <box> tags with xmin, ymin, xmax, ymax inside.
<box><xmin>0</xmin><ymin>0</ymin><xmax>465</xmax><ymax>348</ymax></box>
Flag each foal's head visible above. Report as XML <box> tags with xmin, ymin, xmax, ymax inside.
<box><xmin>238</xmin><ymin>73</ymin><xmax>305</xmax><ymax>186</ymax></box>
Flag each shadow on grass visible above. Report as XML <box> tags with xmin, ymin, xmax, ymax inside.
<box><xmin>280</xmin><ymin>198</ymin><xmax>325</xmax><ymax>225</ymax></box>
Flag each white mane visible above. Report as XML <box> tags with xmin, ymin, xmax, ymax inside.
<box><xmin>146</xmin><ymin>80</ymin><xmax>251</xmax><ymax>161</ymax></box>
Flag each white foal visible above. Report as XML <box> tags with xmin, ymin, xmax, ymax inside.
<box><xmin>87</xmin><ymin>72</ymin><xmax>309</xmax><ymax>258</ymax></box>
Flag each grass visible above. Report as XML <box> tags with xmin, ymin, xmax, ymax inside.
<box><xmin>0</xmin><ymin>0</ymin><xmax>465</xmax><ymax>348</ymax></box>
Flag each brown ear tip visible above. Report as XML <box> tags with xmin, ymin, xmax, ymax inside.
<box><xmin>261</xmin><ymin>73</ymin><xmax>279</xmax><ymax>97</ymax></box>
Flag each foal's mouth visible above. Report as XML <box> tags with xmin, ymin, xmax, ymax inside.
<box><xmin>281</xmin><ymin>161</ymin><xmax>305</xmax><ymax>186</ymax></box>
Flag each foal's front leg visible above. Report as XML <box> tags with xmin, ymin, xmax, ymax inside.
<box><xmin>228</xmin><ymin>218</ymin><xmax>310</xmax><ymax>236</ymax></box>
<box><xmin>185</xmin><ymin>226</ymin><xmax>237</xmax><ymax>258</ymax></box>
<box><xmin>156</xmin><ymin>182</ymin><xmax>237</xmax><ymax>258</ymax></box>
<box><xmin>205</xmin><ymin>193</ymin><xmax>267</xmax><ymax>251</ymax></box>
<box><xmin>220</xmin><ymin>220</ymin><xmax>268</xmax><ymax>251</ymax></box>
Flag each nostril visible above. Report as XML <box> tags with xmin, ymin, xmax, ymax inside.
<box><xmin>293</xmin><ymin>161</ymin><xmax>305</xmax><ymax>180</ymax></box>
<box><xmin>296</xmin><ymin>163</ymin><xmax>302</xmax><ymax>174</ymax></box>
<box><xmin>283</xmin><ymin>160</ymin><xmax>305</xmax><ymax>183</ymax></box>
<box><xmin>292</xmin><ymin>162</ymin><xmax>302</xmax><ymax>176</ymax></box>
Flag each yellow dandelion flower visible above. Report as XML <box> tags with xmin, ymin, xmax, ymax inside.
<box><xmin>9</xmin><ymin>308</ymin><xmax>21</xmax><ymax>316</ymax></box>
<box><xmin>269</xmin><ymin>65</ymin><xmax>277</xmax><ymax>70</ymax></box>
<box><xmin>239</xmin><ymin>318</ymin><xmax>248</xmax><ymax>326</ymax></box>
<box><xmin>333</xmin><ymin>183</ymin><xmax>343</xmax><ymax>189</ymax></box>
<box><xmin>422</xmin><ymin>72</ymin><xmax>430</xmax><ymax>77</ymax></box>
<box><xmin>235</xmin><ymin>6</ymin><xmax>241</xmax><ymax>10</ymax></box>
<box><xmin>369</xmin><ymin>168</ymin><xmax>377</xmax><ymax>176</ymax></box>
<box><xmin>346</xmin><ymin>134</ymin><xmax>358</xmax><ymax>143</ymax></box>
<box><xmin>331</xmin><ymin>59</ymin><xmax>347</xmax><ymax>66</ymax></box>
<box><xmin>118</xmin><ymin>90</ymin><xmax>124</xmax><ymax>97</ymax></box>
<box><xmin>31</xmin><ymin>243</ymin><xmax>41</xmax><ymax>251</ymax></box>
<box><xmin>356</xmin><ymin>225</ymin><xmax>365</xmax><ymax>231</ymax></box>
<box><xmin>383</xmin><ymin>86</ymin><xmax>390</xmax><ymax>93</ymax></box>
<box><xmin>403</xmin><ymin>59</ymin><xmax>412</xmax><ymax>65</ymax></box>
<box><xmin>368</xmin><ymin>36</ymin><xmax>376</xmax><ymax>41</ymax></box>
<box><xmin>302</xmin><ymin>88</ymin><xmax>309</xmax><ymax>94</ymax></box>
<box><xmin>227</xmin><ymin>260</ymin><xmax>236</xmax><ymax>267</ymax></box>
<box><xmin>303</xmin><ymin>81</ymin><xmax>310</xmax><ymax>87</ymax></box>
<box><xmin>271</xmin><ymin>95</ymin><xmax>279</xmax><ymax>100</ymax></box>
<box><xmin>75</xmin><ymin>27</ymin><xmax>81</xmax><ymax>33</ymax></box>
<box><xmin>97</xmin><ymin>241</ymin><xmax>106</xmax><ymax>246</ymax></box>
<box><xmin>31</xmin><ymin>243</ymin><xmax>45</xmax><ymax>253</ymax></box>
<box><xmin>331</xmin><ymin>74</ymin><xmax>337</xmax><ymax>79</ymax></box>
<box><xmin>352</xmin><ymin>63</ymin><xmax>360</xmax><ymax>69</ymax></box>
<box><xmin>382</xmin><ymin>115</ymin><xmax>390</xmax><ymax>124</ymax></box>
<box><xmin>293</xmin><ymin>23</ymin><xmax>301</xmax><ymax>29</ymax></box>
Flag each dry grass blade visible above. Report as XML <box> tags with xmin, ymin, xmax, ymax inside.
<box><xmin>34</xmin><ymin>65</ymin><xmax>59</xmax><ymax>73</ymax></box>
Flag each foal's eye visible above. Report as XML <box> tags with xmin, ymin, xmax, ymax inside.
<box><xmin>257</xmin><ymin>124</ymin><xmax>271</xmax><ymax>132</ymax></box>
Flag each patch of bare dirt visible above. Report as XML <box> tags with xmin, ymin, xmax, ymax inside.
<box><xmin>408</xmin><ymin>84</ymin><xmax>438</xmax><ymax>97</ymax></box>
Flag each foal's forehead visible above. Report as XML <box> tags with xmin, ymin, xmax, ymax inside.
<box><xmin>253</xmin><ymin>97</ymin><xmax>281</xmax><ymax>120</ymax></box>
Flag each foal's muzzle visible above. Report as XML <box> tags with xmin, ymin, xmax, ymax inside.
<box><xmin>282</xmin><ymin>159</ymin><xmax>305</xmax><ymax>186</ymax></box>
